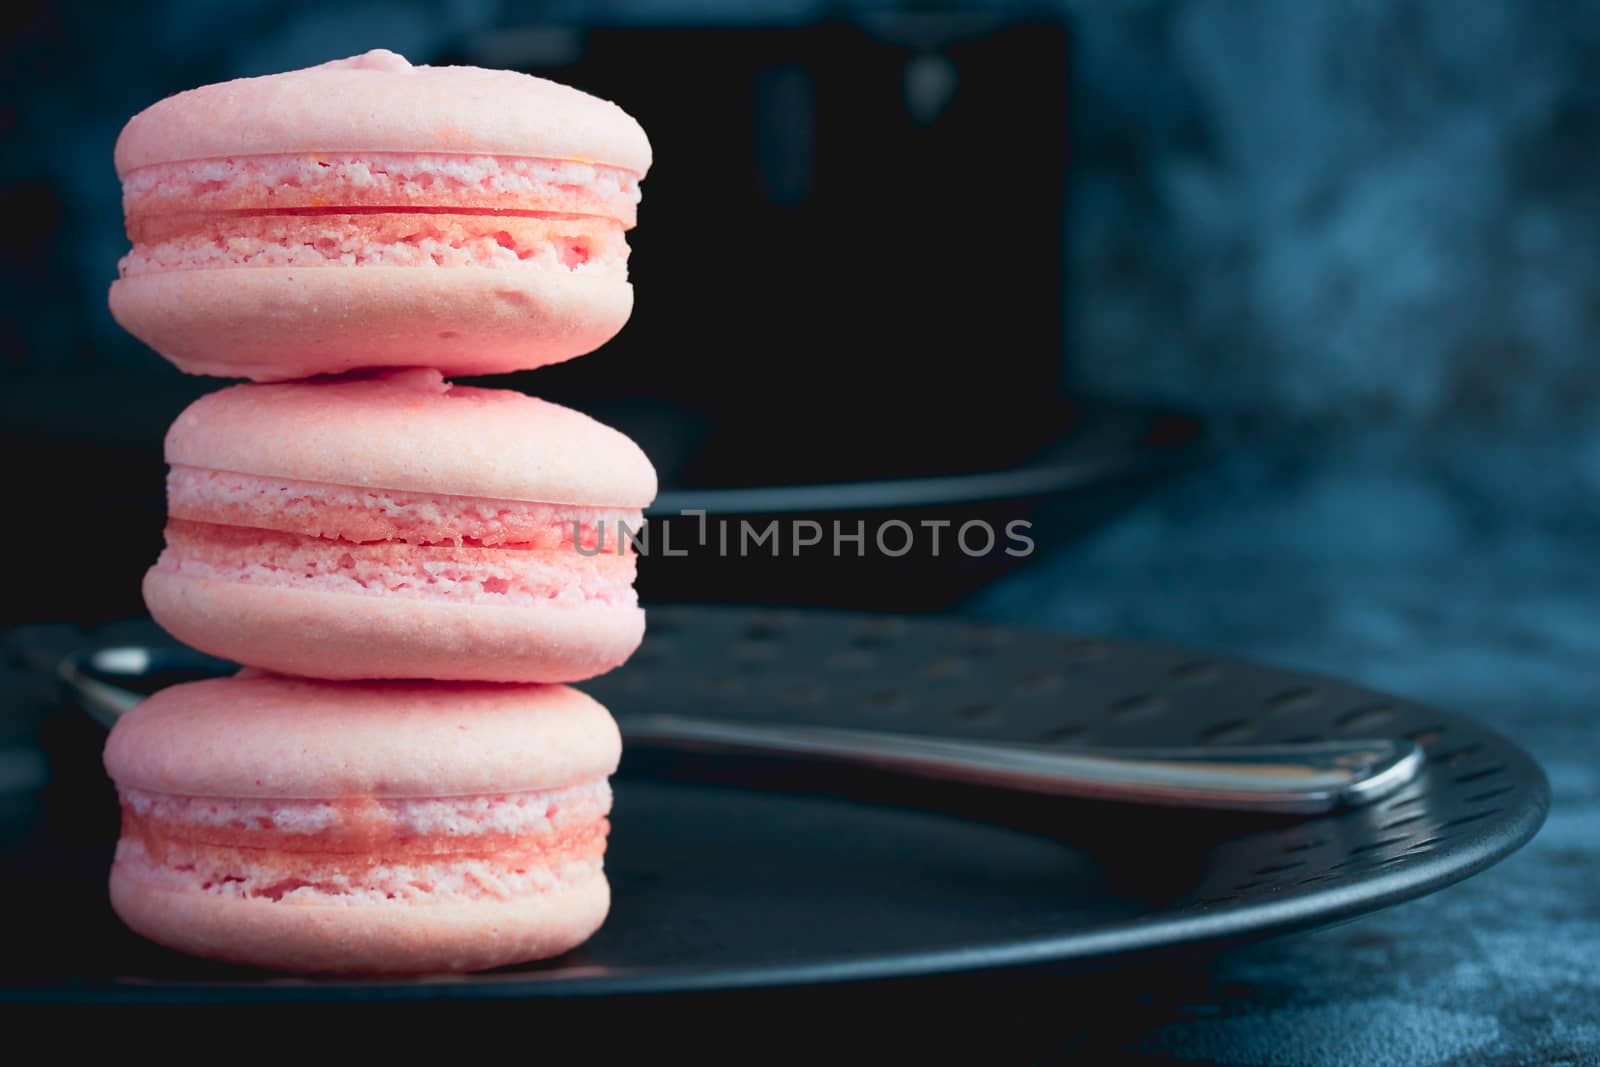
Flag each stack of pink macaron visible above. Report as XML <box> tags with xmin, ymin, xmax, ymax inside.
<box><xmin>100</xmin><ymin>51</ymin><xmax>656</xmax><ymax>974</ymax></box>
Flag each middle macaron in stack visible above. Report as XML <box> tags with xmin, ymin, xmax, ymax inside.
<box><xmin>102</xmin><ymin>51</ymin><xmax>657</xmax><ymax>974</ymax></box>
<box><xmin>145</xmin><ymin>368</ymin><xmax>653</xmax><ymax>682</ymax></box>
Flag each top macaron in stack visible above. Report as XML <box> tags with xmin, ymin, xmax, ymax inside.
<box><xmin>112</xmin><ymin>47</ymin><xmax>648</xmax><ymax>382</ymax></box>
<box><xmin>99</xmin><ymin>51</ymin><xmax>657</xmax><ymax>974</ymax></box>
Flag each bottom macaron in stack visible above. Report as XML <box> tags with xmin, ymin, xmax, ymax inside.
<box><xmin>104</xmin><ymin>674</ymin><xmax>622</xmax><ymax>974</ymax></box>
<box><xmin>139</xmin><ymin>369</ymin><xmax>654</xmax><ymax>683</ymax></box>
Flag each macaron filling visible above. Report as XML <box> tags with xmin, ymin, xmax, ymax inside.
<box><xmin>119</xmin><ymin>780</ymin><xmax>611</xmax><ymax>841</ymax></box>
<box><xmin>118</xmin><ymin>153</ymin><xmax>640</xmax><ymax>278</ymax></box>
<box><xmin>121</xmin><ymin>212</ymin><xmax>627</xmax><ymax>274</ymax></box>
<box><xmin>153</xmin><ymin>467</ymin><xmax>640</xmax><ymax>609</ymax></box>
<box><xmin>157</xmin><ymin>521</ymin><xmax>636</xmax><ymax>607</ymax></box>
<box><xmin>113</xmin><ymin>780</ymin><xmax>610</xmax><ymax>905</ymax></box>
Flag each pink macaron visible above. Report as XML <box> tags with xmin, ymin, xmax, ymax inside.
<box><xmin>142</xmin><ymin>368</ymin><xmax>655</xmax><ymax>682</ymax></box>
<box><xmin>104</xmin><ymin>673</ymin><xmax>620</xmax><ymax>974</ymax></box>
<box><xmin>110</xmin><ymin>49</ymin><xmax>650</xmax><ymax>381</ymax></box>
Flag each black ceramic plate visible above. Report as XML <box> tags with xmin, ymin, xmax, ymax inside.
<box><xmin>3</xmin><ymin>608</ymin><xmax>1547</xmax><ymax>1004</ymax></box>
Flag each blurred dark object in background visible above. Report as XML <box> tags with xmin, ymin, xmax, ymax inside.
<box><xmin>452</xmin><ymin>18</ymin><xmax>1072</xmax><ymax>485</ymax></box>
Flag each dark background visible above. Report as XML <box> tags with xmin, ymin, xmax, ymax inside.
<box><xmin>3</xmin><ymin>1</ymin><xmax>1598</xmax><ymax>1060</ymax></box>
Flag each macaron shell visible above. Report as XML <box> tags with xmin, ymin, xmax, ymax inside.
<box><xmin>143</xmin><ymin>567</ymin><xmax>646</xmax><ymax>685</ymax></box>
<box><xmin>110</xmin><ymin>867</ymin><xmax>610</xmax><ymax>974</ymax></box>
<box><xmin>104</xmin><ymin>672</ymin><xmax>622</xmax><ymax>799</ymax></box>
<box><xmin>109</xmin><ymin>267</ymin><xmax>633</xmax><ymax>384</ymax></box>
<box><xmin>114</xmin><ymin>51</ymin><xmax>651</xmax><ymax>177</ymax></box>
<box><xmin>161</xmin><ymin>369</ymin><xmax>656</xmax><ymax>507</ymax></box>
